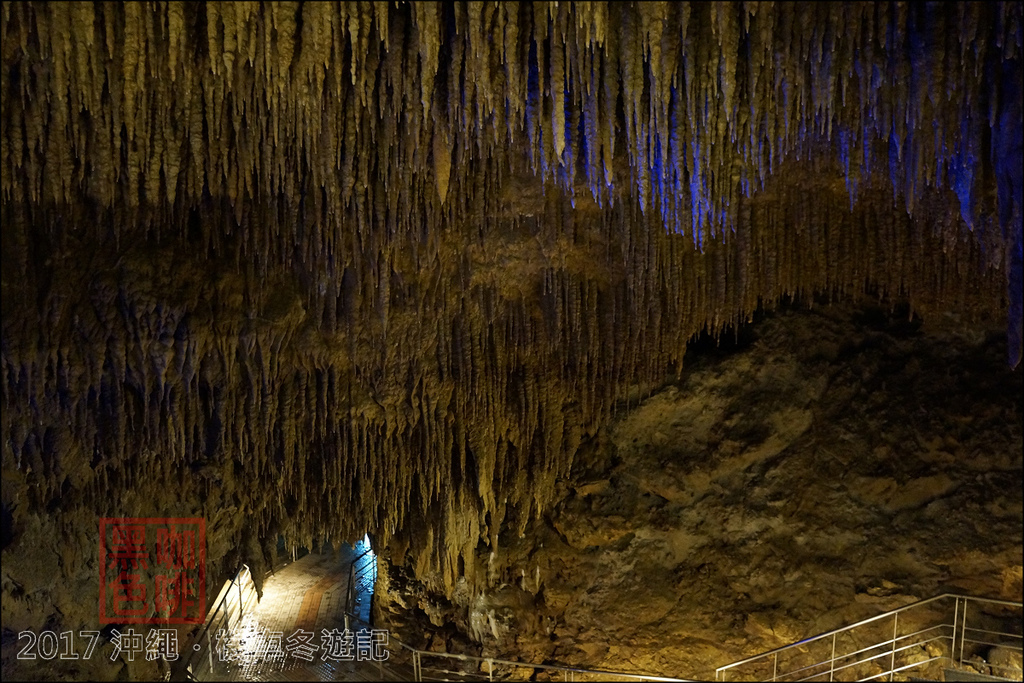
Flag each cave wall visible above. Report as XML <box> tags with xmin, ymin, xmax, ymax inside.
<box><xmin>1</xmin><ymin>0</ymin><xmax>1021</xmax><ymax>645</ymax></box>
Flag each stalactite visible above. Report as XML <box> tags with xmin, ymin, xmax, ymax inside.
<box><xmin>0</xmin><ymin>1</ymin><xmax>1019</xmax><ymax>601</ymax></box>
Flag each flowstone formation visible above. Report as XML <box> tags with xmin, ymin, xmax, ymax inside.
<box><xmin>1</xmin><ymin>2</ymin><xmax>1021</xmax><ymax>673</ymax></box>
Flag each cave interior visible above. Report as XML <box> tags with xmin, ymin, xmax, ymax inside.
<box><xmin>1</xmin><ymin>1</ymin><xmax>1022</xmax><ymax>680</ymax></box>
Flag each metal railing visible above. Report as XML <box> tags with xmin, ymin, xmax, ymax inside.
<box><xmin>345</xmin><ymin>544</ymin><xmax>377</xmax><ymax>623</ymax></box>
<box><xmin>715</xmin><ymin>594</ymin><xmax>1023</xmax><ymax>681</ymax></box>
<box><xmin>404</xmin><ymin>643</ymin><xmax>694</xmax><ymax>682</ymax></box>
<box><xmin>341</xmin><ymin>608</ymin><xmax>690</xmax><ymax>681</ymax></box>
<box><xmin>176</xmin><ymin>564</ymin><xmax>259</xmax><ymax>681</ymax></box>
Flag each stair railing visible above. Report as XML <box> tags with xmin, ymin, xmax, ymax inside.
<box><xmin>714</xmin><ymin>593</ymin><xmax>1022</xmax><ymax>682</ymax></box>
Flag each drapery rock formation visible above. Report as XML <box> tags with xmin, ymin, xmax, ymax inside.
<box><xmin>1</xmin><ymin>1</ymin><xmax>1021</xmax><ymax>676</ymax></box>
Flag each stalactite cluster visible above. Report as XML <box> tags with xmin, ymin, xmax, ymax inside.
<box><xmin>1</xmin><ymin>2</ymin><xmax>1020</xmax><ymax>595</ymax></box>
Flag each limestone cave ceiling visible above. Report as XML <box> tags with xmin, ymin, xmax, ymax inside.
<box><xmin>1</xmin><ymin>2</ymin><xmax>1021</xmax><ymax>588</ymax></box>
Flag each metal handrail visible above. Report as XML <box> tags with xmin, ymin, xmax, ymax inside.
<box><xmin>715</xmin><ymin>593</ymin><xmax>1023</xmax><ymax>681</ymax></box>
<box><xmin>345</xmin><ymin>544</ymin><xmax>377</xmax><ymax>617</ymax></box>
<box><xmin>341</xmin><ymin>609</ymin><xmax>692</xmax><ymax>682</ymax></box>
<box><xmin>781</xmin><ymin>625</ymin><xmax>952</xmax><ymax>680</ymax></box>
<box><xmin>176</xmin><ymin>564</ymin><xmax>256</xmax><ymax>681</ymax></box>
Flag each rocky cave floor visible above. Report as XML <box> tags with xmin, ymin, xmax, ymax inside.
<box><xmin>380</xmin><ymin>299</ymin><xmax>1023</xmax><ymax>681</ymax></box>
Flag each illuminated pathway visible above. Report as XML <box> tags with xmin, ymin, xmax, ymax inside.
<box><xmin>201</xmin><ymin>539</ymin><xmax>391</xmax><ymax>682</ymax></box>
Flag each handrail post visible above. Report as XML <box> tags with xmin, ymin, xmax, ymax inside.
<box><xmin>959</xmin><ymin>600</ymin><xmax>967</xmax><ymax>666</ymax></box>
<box><xmin>773</xmin><ymin>651</ymin><xmax>778</xmax><ymax>681</ymax></box>
<box><xmin>346</xmin><ymin>561</ymin><xmax>353</xmax><ymax>614</ymax></box>
<box><xmin>889</xmin><ymin>612</ymin><xmax>898</xmax><ymax>681</ymax></box>
<box><xmin>830</xmin><ymin>632</ymin><xmax>836</xmax><ymax>681</ymax></box>
<box><xmin>951</xmin><ymin>596</ymin><xmax>960</xmax><ymax>667</ymax></box>
<box><xmin>488</xmin><ymin>658</ymin><xmax>493</xmax><ymax>681</ymax></box>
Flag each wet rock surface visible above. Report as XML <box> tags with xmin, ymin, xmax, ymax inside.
<box><xmin>377</xmin><ymin>301</ymin><xmax>1023</xmax><ymax>679</ymax></box>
